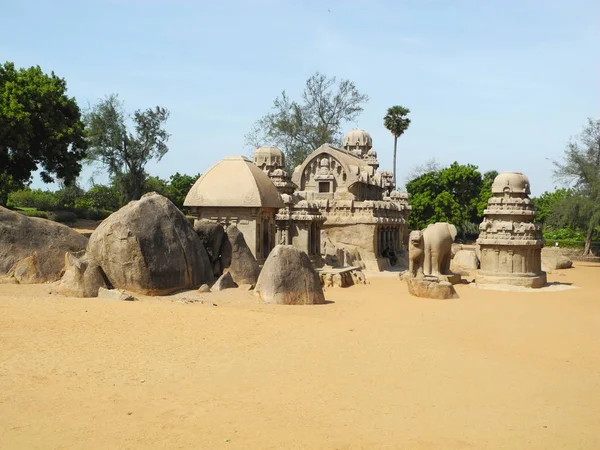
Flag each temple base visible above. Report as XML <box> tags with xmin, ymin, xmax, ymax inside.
<box><xmin>475</xmin><ymin>271</ymin><xmax>547</xmax><ymax>289</ymax></box>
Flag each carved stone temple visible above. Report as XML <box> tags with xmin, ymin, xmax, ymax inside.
<box><xmin>184</xmin><ymin>129</ymin><xmax>411</xmax><ymax>271</ymax></box>
<box><xmin>476</xmin><ymin>172</ymin><xmax>547</xmax><ymax>288</ymax></box>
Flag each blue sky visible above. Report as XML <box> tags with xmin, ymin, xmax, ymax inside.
<box><xmin>2</xmin><ymin>0</ymin><xmax>599</xmax><ymax>196</ymax></box>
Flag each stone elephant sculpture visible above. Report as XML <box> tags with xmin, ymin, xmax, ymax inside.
<box><xmin>408</xmin><ymin>222</ymin><xmax>457</xmax><ymax>277</ymax></box>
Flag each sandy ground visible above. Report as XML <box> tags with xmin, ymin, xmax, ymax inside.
<box><xmin>1</xmin><ymin>264</ymin><xmax>599</xmax><ymax>450</ymax></box>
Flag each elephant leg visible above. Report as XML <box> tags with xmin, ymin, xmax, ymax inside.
<box><xmin>423</xmin><ymin>249</ymin><xmax>432</xmax><ymax>276</ymax></box>
<box><xmin>441</xmin><ymin>252</ymin><xmax>451</xmax><ymax>274</ymax></box>
<box><xmin>431</xmin><ymin>252</ymin><xmax>441</xmax><ymax>276</ymax></box>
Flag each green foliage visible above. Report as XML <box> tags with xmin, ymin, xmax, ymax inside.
<box><xmin>0</xmin><ymin>62</ymin><xmax>86</xmax><ymax>204</ymax></box>
<box><xmin>143</xmin><ymin>175</ymin><xmax>169</xmax><ymax>197</ymax></box>
<box><xmin>552</xmin><ymin>118</ymin><xmax>600</xmax><ymax>254</ymax></box>
<box><xmin>245</xmin><ymin>72</ymin><xmax>368</xmax><ymax>171</ymax></box>
<box><xmin>75</xmin><ymin>184</ymin><xmax>121</xmax><ymax>211</ymax></box>
<box><xmin>406</xmin><ymin>162</ymin><xmax>494</xmax><ymax>238</ymax></box>
<box><xmin>543</xmin><ymin>228</ymin><xmax>586</xmax><ymax>241</ymax></box>
<box><xmin>16</xmin><ymin>208</ymin><xmax>48</xmax><ymax>219</ymax></box>
<box><xmin>165</xmin><ymin>172</ymin><xmax>200</xmax><ymax>209</ymax></box>
<box><xmin>532</xmin><ymin>189</ymin><xmax>571</xmax><ymax>224</ymax></box>
<box><xmin>7</xmin><ymin>188</ymin><xmax>60</xmax><ymax>211</ymax></box>
<box><xmin>85</xmin><ymin>94</ymin><xmax>170</xmax><ymax>201</ymax></box>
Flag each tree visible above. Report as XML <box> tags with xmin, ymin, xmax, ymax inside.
<box><xmin>165</xmin><ymin>172</ymin><xmax>201</xmax><ymax>210</ymax></box>
<box><xmin>383</xmin><ymin>105</ymin><xmax>411</xmax><ymax>188</ymax></box>
<box><xmin>245</xmin><ymin>72</ymin><xmax>368</xmax><ymax>171</ymax></box>
<box><xmin>531</xmin><ymin>188</ymin><xmax>571</xmax><ymax>224</ymax></box>
<box><xmin>552</xmin><ymin>118</ymin><xmax>600</xmax><ymax>254</ymax></box>
<box><xmin>406</xmin><ymin>162</ymin><xmax>493</xmax><ymax>239</ymax></box>
<box><xmin>84</xmin><ymin>94</ymin><xmax>170</xmax><ymax>201</ymax></box>
<box><xmin>0</xmin><ymin>62</ymin><xmax>87</xmax><ymax>205</ymax></box>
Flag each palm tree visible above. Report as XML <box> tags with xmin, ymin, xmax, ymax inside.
<box><xmin>383</xmin><ymin>106</ymin><xmax>411</xmax><ymax>188</ymax></box>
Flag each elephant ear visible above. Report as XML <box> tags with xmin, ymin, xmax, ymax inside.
<box><xmin>448</xmin><ymin>224</ymin><xmax>458</xmax><ymax>241</ymax></box>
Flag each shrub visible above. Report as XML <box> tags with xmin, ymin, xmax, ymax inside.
<box><xmin>7</xmin><ymin>189</ymin><xmax>60</xmax><ymax>211</ymax></box>
<box><xmin>16</xmin><ymin>209</ymin><xmax>48</xmax><ymax>219</ymax></box>
<box><xmin>47</xmin><ymin>210</ymin><xmax>78</xmax><ymax>224</ymax></box>
<box><xmin>543</xmin><ymin>228</ymin><xmax>586</xmax><ymax>241</ymax></box>
<box><xmin>75</xmin><ymin>185</ymin><xmax>120</xmax><ymax>211</ymax></box>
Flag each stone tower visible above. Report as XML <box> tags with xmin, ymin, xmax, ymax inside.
<box><xmin>476</xmin><ymin>172</ymin><xmax>546</xmax><ymax>288</ymax></box>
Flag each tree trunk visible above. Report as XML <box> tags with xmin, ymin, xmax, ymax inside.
<box><xmin>584</xmin><ymin>228</ymin><xmax>592</xmax><ymax>255</ymax></box>
<box><xmin>393</xmin><ymin>136</ymin><xmax>398</xmax><ymax>189</ymax></box>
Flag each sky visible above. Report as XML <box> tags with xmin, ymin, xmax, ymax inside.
<box><xmin>2</xmin><ymin>0</ymin><xmax>599</xmax><ymax>196</ymax></box>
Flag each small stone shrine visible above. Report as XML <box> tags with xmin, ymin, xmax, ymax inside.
<box><xmin>476</xmin><ymin>172</ymin><xmax>546</xmax><ymax>288</ymax></box>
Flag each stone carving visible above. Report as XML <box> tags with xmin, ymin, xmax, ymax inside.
<box><xmin>405</xmin><ymin>222</ymin><xmax>460</xmax><ymax>299</ymax></box>
<box><xmin>476</xmin><ymin>172</ymin><xmax>547</xmax><ymax>288</ymax></box>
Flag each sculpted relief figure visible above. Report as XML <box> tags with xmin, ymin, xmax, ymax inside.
<box><xmin>408</xmin><ymin>222</ymin><xmax>458</xmax><ymax>277</ymax></box>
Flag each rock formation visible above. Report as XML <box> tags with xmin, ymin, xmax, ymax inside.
<box><xmin>212</xmin><ymin>272</ymin><xmax>238</xmax><ymax>291</ymax></box>
<box><xmin>451</xmin><ymin>249</ymin><xmax>480</xmax><ymax>275</ymax></box>
<box><xmin>222</xmin><ymin>225</ymin><xmax>261</xmax><ymax>286</ymax></box>
<box><xmin>54</xmin><ymin>252</ymin><xmax>107</xmax><ymax>297</ymax></box>
<box><xmin>541</xmin><ymin>248</ymin><xmax>573</xmax><ymax>271</ymax></box>
<box><xmin>0</xmin><ymin>206</ymin><xmax>88</xmax><ymax>283</ymax></box>
<box><xmin>255</xmin><ymin>245</ymin><xmax>325</xmax><ymax>305</ymax></box>
<box><xmin>476</xmin><ymin>172</ymin><xmax>546</xmax><ymax>288</ymax></box>
<box><xmin>86</xmin><ymin>192</ymin><xmax>214</xmax><ymax>295</ymax></box>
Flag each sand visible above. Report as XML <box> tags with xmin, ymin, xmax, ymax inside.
<box><xmin>1</xmin><ymin>263</ymin><xmax>599</xmax><ymax>450</ymax></box>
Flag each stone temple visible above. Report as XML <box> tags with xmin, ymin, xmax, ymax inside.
<box><xmin>184</xmin><ymin>129</ymin><xmax>410</xmax><ymax>270</ymax></box>
<box><xmin>476</xmin><ymin>171</ymin><xmax>547</xmax><ymax>288</ymax></box>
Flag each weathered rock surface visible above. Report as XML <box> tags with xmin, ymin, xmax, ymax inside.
<box><xmin>451</xmin><ymin>249</ymin><xmax>480</xmax><ymax>275</ymax></box>
<box><xmin>406</xmin><ymin>276</ymin><xmax>458</xmax><ymax>299</ymax></box>
<box><xmin>194</xmin><ymin>222</ymin><xmax>225</xmax><ymax>276</ymax></box>
<box><xmin>255</xmin><ymin>245</ymin><xmax>325</xmax><ymax>305</ymax></box>
<box><xmin>213</xmin><ymin>272</ymin><xmax>238</xmax><ymax>291</ymax></box>
<box><xmin>223</xmin><ymin>225</ymin><xmax>261</xmax><ymax>286</ymax></box>
<box><xmin>98</xmin><ymin>287</ymin><xmax>135</xmax><ymax>301</ymax></box>
<box><xmin>198</xmin><ymin>284</ymin><xmax>211</xmax><ymax>293</ymax></box>
<box><xmin>0</xmin><ymin>206</ymin><xmax>88</xmax><ymax>283</ymax></box>
<box><xmin>542</xmin><ymin>248</ymin><xmax>573</xmax><ymax>271</ymax></box>
<box><xmin>54</xmin><ymin>252</ymin><xmax>107</xmax><ymax>297</ymax></box>
<box><xmin>86</xmin><ymin>193</ymin><xmax>213</xmax><ymax>295</ymax></box>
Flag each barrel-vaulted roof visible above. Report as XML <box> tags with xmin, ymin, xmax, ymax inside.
<box><xmin>184</xmin><ymin>156</ymin><xmax>284</xmax><ymax>208</ymax></box>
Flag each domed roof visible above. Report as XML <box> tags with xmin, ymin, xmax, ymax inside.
<box><xmin>343</xmin><ymin>129</ymin><xmax>372</xmax><ymax>148</ymax></box>
<box><xmin>492</xmin><ymin>172</ymin><xmax>531</xmax><ymax>195</ymax></box>
<box><xmin>367</xmin><ymin>149</ymin><xmax>377</xmax><ymax>157</ymax></box>
<box><xmin>184</xmin><ymin>156</ymin><xmax>284</xmax><ymax>208</ymax></box>
<box><xmin>253</xmin><ymin>146</ymin><xmax>285</xmax><ymax>167</ymax></box>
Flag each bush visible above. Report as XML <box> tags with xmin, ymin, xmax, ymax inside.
<box><xmin>75</xmin><ymin>184</ymin><xmax>121</xmax><ymax>211</ymax></box>
<box><xmin>543</xmin><ymin>228</ymin><xmax>586</xmax><ymax>241</ymax></box>
<box><xmin>16</xmin><ymin>208</ymin><xmax>49</xmax><ymax>219</ymax></box>
<box><xmin>47</xmin><ymin>210</ymin><xmax>78</xmax><ymax>224</ymax></box>
<box><xmin>7</xmin><ymin>189</ymin><xmax>60</xmax><ymax>211</ymax></box>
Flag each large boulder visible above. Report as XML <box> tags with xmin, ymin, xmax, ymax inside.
<box><xmin>255</xmin><ymin>245</ymin><xmax>325</xmax><ymax>305</ymax></box>
<box><xmin>542</xmin><ymin>248</ymin><xmax>573</xmax><ymax>271</ymax></box>
<box><xmin>222</xmin><ymin>225</ymin><xmax>260</xmax><ymax>286</ymax></box>
<box><xmin>54</xmin><ymin>252</ymin><xmax>107</xmax><ymax>298</ymax></box>
<box><xmin>86</xmin><ymin>193</ymin><xmax>213</xmax><ymax>295</ymax></box>
<box><xmin>0</xmin><ymin>206</ymin><xmax>88</xmax><ymax>283</ymax></box>
<box><xmin>194</xmin><ymin>222</ymin><xmax>225</xmax><ymax>276</ymax></box>
<box><xmin>451</xmin><ymin>249</ymin><xmax>480</xmax><ymax>275</ymax></box>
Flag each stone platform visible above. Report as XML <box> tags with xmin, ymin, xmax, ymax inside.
<box><xmin>406</xmin><ymin>276</ymin><xmax>458</xmax><ymax>300</ymax></box>
<box><xmin>475</xmin><ymin>270</ymin><xmax>547</xmax><ymax>289</ymax></box>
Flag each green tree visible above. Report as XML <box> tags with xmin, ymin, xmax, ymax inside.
<box><xmin>84</xmin><ymin>94</ymin><xmax>170</xmax><ymax>201</ymax></box>
<box><xmin>552</xmin><ymin>118</ymin><xmax>600</xmax><ymax>254</ymax></box>
<box><xmin>0</xmin><ymin>62</ymin><xmax>87</xmax><ymax>205</ymax></box>
<box><xmin>383</xmin><ymin>105</ymin><xmax>411</xmax><ymax>188</ymax></box>
<box><xmin>165</xmin><ymin>172</ymin><xmax>201</xmax><ymax>210</ymax></box>
<box><xmin>531</xmin><ymin>188</ymin><xmax>571</xmax><ymax>224</ymax></box>
<box><xmin>406</xmin><ymin>162</ymin><xmax>493</xmax><ymax>238</ymax></box>
<box><xmin>245</xmin><ymin>72</ymin><xmax>368</xmax><ymax>171</ymax></box>
<box><xmin>77</xmin><ymin>184</ymin><xmax>121</xmax><ymax>211</ymax></box>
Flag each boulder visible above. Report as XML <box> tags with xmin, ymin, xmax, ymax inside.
<box><xmin>451</xmin><ymin>249</ymin><xmax>480</xmax><ymax>275</ymax></box>
<box><xmin>86</xmin><ymin>193</ymin><xmax>213</xmax><ymax>295</ymax></box>
<box><xmin>406</xmin><ymin>276</ymin><xmax>458</xmax><ymax>300</ymax></box>
<box><xmin>198</xmin><ymin>284</ymin><xmax>211</xmax><ymax>293</ymax></box>
<box><xmin>222</xmin><ymin>225</ymin><xmax>261</xmax><ymax>286</ymax></box>
<box><xmin>213</xmin><ymin>272</ymin><xmax>238</xmax><ymax>291</ymax></box>
<box><xmin>98</xmin><ymin>287</ymin><xmax>135</xmax><ymax>301</ymax></box>
<box><xmin>54</xmin><ymin>252</ymin><xmax>107</xmax><ymax>297</ymax></box>
<box><xmin>0</xmin><ymin>206</ymin><xmax>88</xmax><ymax>283</ymax></box>
<box><xmin>542</xmin><ymin>249</ymin><xmax>573</xmax><ymax>271</ymax></box>
<box><xmin>194</xmin><ymin>222</ymin><xmax>225</xmax><ymax>264</ymax></box>
<box><xmin>255</xmin><ymin>245</ymin><xmax>325</xmax><ymax>305</ymax></box>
